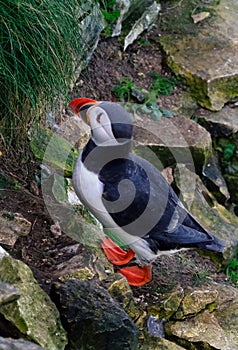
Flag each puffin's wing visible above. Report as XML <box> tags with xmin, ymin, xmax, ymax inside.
<box><xmin>99</xmin><ymin>153</ymin><xmax>173</xmax><ymax>237</ymax></box>
<box><xmin>165</xmin><ymin>195</ymin><xmax>224</xmax><ymax>252</ymax></box>
<box><xmin>100</xmin><ymin>153</ymin><xmax>224</xmax><ymax>253</ymax></box>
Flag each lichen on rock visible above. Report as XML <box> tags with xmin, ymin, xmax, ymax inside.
<box><xmin>0</xmin><ymin>254</ymin><xmax>67</xmax><ymax>350</ymax></box>
<box><xmin>160</xmin><ymin>0</ymin><xmax>238</xmax><ymax>111</ymax></box>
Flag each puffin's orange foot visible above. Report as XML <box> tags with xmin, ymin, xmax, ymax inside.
<box><xmin>116</xmin><ymin>264</ymin><xmax>152</xmax><ymax>287</ymax></box>
<box><xmin>101</xmin><ymin>237</ymin><xmax>152</xmax><ymax>286</ymax></box>
<box><xmin>101</xmin><ymin>237</ymin><xmax>135</xmax><ymax>265</ymax></box>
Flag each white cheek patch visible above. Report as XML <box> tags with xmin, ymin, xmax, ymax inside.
<box><xmin>89</xmin><ymin>106</ymin><xmax>116</xmax><ymax>145</ymax></box>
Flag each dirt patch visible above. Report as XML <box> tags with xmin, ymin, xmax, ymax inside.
<box><xmin>69</xmin><ymin>25</ymin><xmax>183</xmax><ymax>105</ymax></box>
<box><xmin>0</xmin><ymin>25</ymin><xmax>232</xmax><ymax>307</ymax></box>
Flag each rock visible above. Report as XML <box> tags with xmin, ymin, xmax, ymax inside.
<box><xmin>31</xmin><ymin>126</ymin><xmax>108</xmax><ymax>251</ymax></box>
<box><xmin>165</xmin><ymin>284</ymin><xmax>238</xmax><ymax>349</ymax></box>
<box><xmin>202</xmin><ymin>153</ymin><xmax>230</xmax><ymax>202</ymax></box>
<box><xmin>175</xmin><ymin>286</ymin><xmax>218</xmax><ymax>318</ymax></box>
<box><xmin>99</xmin><ymin>0</ymin><xmax>161</xmax><ymax>50</ymax></box>
<box><xmin>30</xmin><ymin>125</ymin><xmax>80</xmax><ymax>177</ymax></box>
<box><xmin>123</xmin><ymin>1</ymin><xmax>161</xmax><ymax>50</ymax></box>
<box><xmin>75</xmin><ymin>1</ymin><xmax>104</xmax><ymax>72</ymax></box>
<box><xmin>136</xmin><ymin>308</ymin><xmax>186</xmax><ymax>349</ymax></box>
<box><xmin>0</xmin><ymin>253</ymin><xmax>67</xmax><ymax>350</ymax></box>
<box><xmin>156</xmin><ymin>90</ymin><xmax>199</xmax><ymax>120</ymax></box>
<box><xmin>0</xmin><ymin>282</ymin><xmax>20</xmax><ymax>307</ymax></box>
<box><xmin>0</xmin><ymin>211</ymin><xmax>31</xmax><ymax>247</ymax></box>
<box><xmin>147</xmin><ymin>315</ymin><xmax>165</xmax><ymax>337</ymax></box>
<box><xmin>59</xmin><ymin>265</ymin><xmax>94</xmax><ymax>282</ymax></box>
<box><xmin>111</xmin><ymin>0</ymin><xmax>130</xmax><ymax>37</ymax></box>
<box><xmin>139</xmin><ymin>335</ymin><xmax>187</xmax><ymax>350</ymax></box>
<box><xmin>214</xmin><ymin>284</ymin><xmax>238</xmax><ymax>348</ymax></box>
<box><xmin>0</xmin><ymin>336</ymin><xmax>47</xmax><ymax>350</ymax></box>
<box><xmin>148</xmin><ymin>287</ymin><xmax>184</xmax><ymax>320</ymax></box>
<box><xmin>166</xmin><ymin>310</ymin><xmax>234</xmax><ymax>350</ymax></box>
<box><xmin>191</xmin><ymin>11</ymin><xmax>210</xmax><ymax>24</ymax></box>
<box><xmin>50</xmin><ymin>279</ymin><xmax>138</xmax><ymax>350</ymax></box>
<box><xmin>174</xmin><ymin>164</ymin><xmax>238</xmax><ymax>260</ymax></box>
<box><xmin>133</xmin><ymin>113</ymin><xmax>212</xmax><ymax>172</ymax></box>
<box><xmin>198</xmin><ymin>106</ymin><xmax>238</xmax><ymax>204</ymax></box>
<box><xmin>111</xmin><ymin>0</ymin><xmax>157</xmax><ymax>37</ymax></box>
<box><xmin>160</xmin><ymin>0</ymin><xmax>238</xmax><ymax>111</ymax></box>
<box><xmin>224</xmin><ymin>173</ymin><xmax>238</xmax><ymax>204</ymax></box>
<box><xmin>198</xmin><ymin>106</ymin><xmax>238</xmax><ymax>138</ymax></box>
<box><xmin>55</xmin><ymin>253</ymin><xmax>97</xmax><ymax>282</ymax></box>
<box><xmin>130</xmin><ymin>87</ymin><xmax>146</xmax><ymax>103</ymax></box>
<box><xmin>107</xmin><ymin>274</ymin><xmax>141</xmax><ymax>320</ymax></box>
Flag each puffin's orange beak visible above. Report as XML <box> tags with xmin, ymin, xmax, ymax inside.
<box><xmin>68</xmin><ymin>97</ymin><xmax>97</xmax><ymax>115</ymax></box>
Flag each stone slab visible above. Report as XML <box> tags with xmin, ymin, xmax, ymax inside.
<box><xmin>160</xmin><ymin>0</ymin><xmax>238</xmax><ymax>111</ymax></box>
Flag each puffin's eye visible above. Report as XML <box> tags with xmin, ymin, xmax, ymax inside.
<box><xmin>96</xmin><ymin>113</ymin><xmax>103</xmax><ymax>123</ymax></box>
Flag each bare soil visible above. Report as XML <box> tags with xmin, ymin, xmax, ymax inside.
<box><xmin>0</xmin><ymin>25</ymin><xmax>232</xmax><ymax>308</ymax></box>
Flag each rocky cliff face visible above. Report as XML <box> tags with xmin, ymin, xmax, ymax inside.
<box><xmin>0</xmin><ymin>0</ymin><xmax>238</xmax><ymax>349</ymax></box>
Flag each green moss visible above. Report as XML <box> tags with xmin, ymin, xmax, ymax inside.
<box><xmin>0</xmin><ymin>256</ymin><xmax>67</xmax><ymax>349</ymax></box>
<box><xmin>226</xmin><ymin>247</ymin><xmax>238</xmax><ymax>286</ymax></box>
<box><xmin>97</xmin><ymin>0</ymin><xmax>120</xmax><ymax>37</ymax></box>
<box><xmin>30</xmin><ymin>125</ymin><xmax>79</xmax><ymax>177</ymax></box>
<box><xmin>160</xmin><ymin>35</ymin><xmax>211</xmax><ymax>105</ymax></box>
<box><xmin>161</xmin><ymin>33</ymin><xmax>238</xmax><ymax>110</ymax></box>
<box><xmin>108</xmin><ymin>278</ymin><xmax>141</xmax><ymax>320</ymax></box>
<box><xmin>148</xmin><ymin>287</ymin><xmax>184</xmax><ymax>320</ymax></box>
<box><xmin>206</xmin><ymin>301</ymin><xmax>218</xmax><ymax>312</ymax></box>
<box><xmin>160</xmin><ymin>0</ymin><xmax>238</xmax><ymax>111</ymax></box>
<box><xmin>59</xmin><ymin>267</ymin><xmax>94</xmax><ymax>281</ymax></box>
<box><xmin>207</xmin><ymin>74</ymin><xmax>238</xmax><ymax>110</ymax></box>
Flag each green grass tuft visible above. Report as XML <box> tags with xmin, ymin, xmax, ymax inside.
<box><xmin>150</xmin><ymin>72</ymin><xmax>177</xmax><ymax>96</ymax></box>
<box><xmin>111</xmin><ymin>77</ymin><xmax>134</xmax><ymax>102</ymax></box>
<box><xmin>96</xmin><ymin>0</ymin><xmax>120</xmax><ymax>37</ymax></box>
<box><xmin>0</xmin><ymin>0</ymin><xmax>84</xmax><ymax>144</ymax></box>
<box><xmin>111</xmin><ymin>74</ymin><xmax>176</xmax><ymax>120</ymax></box>
<box><xmin>226</xmin><ymin>248</ymin><xmax>238</xmax><ymax>286</ymax></box>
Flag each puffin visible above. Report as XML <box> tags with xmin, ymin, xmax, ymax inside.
<box><xmin>69</xmin><ymin>97</ymin><xmax>225</xmax><ymax>286</ymax></box>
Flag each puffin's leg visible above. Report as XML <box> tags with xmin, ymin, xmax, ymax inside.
<box><xmin>101</xmin><ymin>237</ymin><xmax>135</xmax><ymax>265</ymax></box>
<box><xmin>116</xmin><ymin>263</ymin><xmax>152</xmax><ymax>287</ymax></box>
<box><xmin>101</xmin><ymin>237</ymin><xmax>152</xmax><ymax>286</ymax></box>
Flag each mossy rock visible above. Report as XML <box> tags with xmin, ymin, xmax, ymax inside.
<box><xmin>30</xmin><ymin>125</ymin><xmax>79</xmax><ymax>178</ymax></box>
<box><xmin>0</xmin><ymin>255</ymin><xmax>67</xmax><ymax>350</ymax></box>
<box><xmin>160</xmin><ymin>0</ymin><xmax>238</xmax><ymax>111</ymax></box>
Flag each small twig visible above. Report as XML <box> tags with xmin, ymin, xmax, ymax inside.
<box><xmin>165</xmin><ymin>0</ymin><xmax>184</xmax><ymax>12</ymax></box>
<box><xmin>30</xmin><ymin>217</ymin><xmax>37</xmax><ymax>235</ymax></box>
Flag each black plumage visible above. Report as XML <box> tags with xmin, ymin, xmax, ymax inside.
<box><xmin>98</xmin><ymin>151</ymin><xmax>224</xmax><ymax>254</ymax></box>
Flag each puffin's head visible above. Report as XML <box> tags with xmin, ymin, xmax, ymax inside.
<box><xmin>69</xmin><ymin>98</ymin><xmax>133</xmax><ymax>146</ymax></box>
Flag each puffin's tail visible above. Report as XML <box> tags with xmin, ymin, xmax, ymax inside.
<box><xmin>180</xmin><ymin>212</ymin><xmax>225</xmax><ymax>253</ymax></box>
<box><xmin>196</xmin><ymin>234</ymin><xmax>225</xmax><ymax>253</ymax></box>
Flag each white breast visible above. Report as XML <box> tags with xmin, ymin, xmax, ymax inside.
<box><xmin>73</xmin><ymin>155</ymin><xmax>104</xmax><ymax>210</ymax></box>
